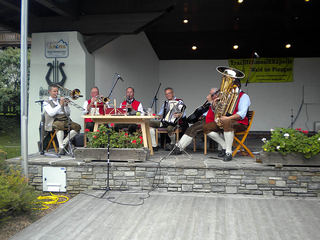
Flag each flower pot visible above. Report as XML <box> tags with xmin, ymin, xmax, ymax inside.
<box><xmin>260</xmin><ymin>151</ymin><xmax>320</xmax><ymax>166</ymax></box>
<box><xmin>74</xmin><ymin>147</ymin><xmax>149</xmax><ymax>162</ymax></box>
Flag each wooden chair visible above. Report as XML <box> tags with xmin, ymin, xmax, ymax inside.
<box><xmin>45</xmin><ymin>130</ymin><xmax>58</xmax><ymax>153</ymax></box>
<box><xmin>232</xmin><ymin>110</ymin><xmax>255</xmax><ymax>158</ymax></box>
<box><xmin>156</xmin><ymin>128</ymin><xmax>182</xmax><ymax>148</ymax></box>
<box><xmin>202</xmin><ymin>133</ymin><xmax>216</xmax><ymax>155</ymax></box>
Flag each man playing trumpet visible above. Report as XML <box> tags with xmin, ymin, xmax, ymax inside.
<box><xmin>44</xmin><ymin>84</ymin><xmax>81</xmax><ymax>155</ymax></box>
<box><xmin>203</xmin><ymin>68</ymin><xmax>251</xmax><ymax>161</ymax></box>
<box><xmin>82</xmin><ymin>86</ymin><xmax>107</xmax><ymax>131</ymax></box>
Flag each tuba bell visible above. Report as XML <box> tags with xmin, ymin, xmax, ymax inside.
<box><xmin>214</xmin><ymin>66</ymin><xmax>245</xmax><ymax>128</ymax></box>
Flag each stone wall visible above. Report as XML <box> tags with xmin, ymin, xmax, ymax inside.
<box><xmin>25</xmin><ymin>161</ymin><xmax>320</xmax><ymax>197</ymax></box>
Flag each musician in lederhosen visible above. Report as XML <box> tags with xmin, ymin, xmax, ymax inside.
<box><xmin>44</xmin><ymin>84</ymin><xmax>81</xmax><ymax>155</ymax></box>
<box><xmin>82</xmin><ymin>86</ymin><xmax>106</xmax><ymax>132</ymax></box>
<box><xmin>149</xmin><ymin>87</ymin><xmax>188</xmax><ymax>151</ymax></box>
<box><xmin>203</xmin><ymin>77</ymin><xmax>251</xmax><ymax>162</ymax></box>
<box><xmin>115</xmin><ymin>87</ymin><xmax>144</xmax><ymax>134</ymax></box>
<box><xmin>174</xmin><ymin>88</ymin><xmax>218</xmax><ymax>154</ymax></box>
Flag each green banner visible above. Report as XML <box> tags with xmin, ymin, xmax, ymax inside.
<box><xmin>228</xmin><ymin>57</ymin><xmax>294</xmax><ymax>83</ymax></box>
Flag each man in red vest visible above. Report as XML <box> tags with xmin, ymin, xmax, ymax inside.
<box><xmin>203</xmin><ymin>79</ymin><xmax>251</xmax><ymax>161</ymax></box>
<box><xmin>82</xmin><ymin>87</ymin><xmax>106</xmax><ymax>131</ymax></box>
<box><xmin>120</xmin><ymin>87</ymin><xmax>144</xmax><ymax>114</ymax></box>
<box><xmin>174</xmin><ymin>88</ymin><xmax>218</xmax><ymax>154</ymax></box>
<box><xmin>116</xmin><ymin>87</ymin><xmax>144</xmax><ymax>134</ymax></box>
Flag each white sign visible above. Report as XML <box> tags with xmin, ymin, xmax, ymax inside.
<box><xmin>45</xmin><ymin>36</ymin><xmax>69</xmax><ymax>58</ymax></box>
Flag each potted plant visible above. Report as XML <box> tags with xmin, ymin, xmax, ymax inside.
<box><xmin>74</xmin><ymin>125</ymin><xmax>149</xmax><ymax>162</ymax></box>
<box><xmin>260</xmin><ymin>128</ymin><xmax>320</xmax><ymax>166</ymax></box>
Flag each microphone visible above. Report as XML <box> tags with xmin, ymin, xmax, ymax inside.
<box><xmin>254</xmin><ymin>52</ymin><xmax>260</xmax><ymax>58</ymax></box>
<box><xmin>116</xmin><ymin>73</ymin><xmax>124</xmax><ymax>81</ymax></box>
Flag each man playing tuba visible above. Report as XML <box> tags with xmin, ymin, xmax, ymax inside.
<box><xmin>203</xmin><ymin>68</ymin><xmax>251</xmax><ymax>161</ymax></box>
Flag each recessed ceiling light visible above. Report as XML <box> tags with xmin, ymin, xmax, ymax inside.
<box><xmin>233</xmin><ymin>44</ymin><xmax>239</xmax><ymax>50</ymax></box>
<box><xmin>285</xmin><ymin>43</ymin><xmax>291</xmax><ymax>49</ymax></box>
<box><xmin>305</xmin><ymin>0</ymin><xmax>310</xmax><ymax>2</ymax></box>
<box><xmin>183</xmin><ymin>19</ymin><xmax>189</xmax><ymax>24</ymax></box>
<box><xmin>238</xmin><ymin>0</ymin><xmax>244</xmax><ymax>3</ymax></box>
<box><xmin>192</xmin><ymin>45</ymin><xmax>197</xmax><ymax>50</ymax></box>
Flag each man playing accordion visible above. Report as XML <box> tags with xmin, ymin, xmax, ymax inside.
<box><xmin>149</xmin><ymin>87</ymin><xmax>188</xmax><ymax>151</ymax></box>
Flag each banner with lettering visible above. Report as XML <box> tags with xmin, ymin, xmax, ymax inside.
<box><xmin>228</xmin><ymin>57</ymin><xmax>293</xmax><ymax>83</ymax></box>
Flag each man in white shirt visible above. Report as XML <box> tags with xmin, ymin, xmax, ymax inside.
<box><xmin>44</xmin><ymin>84</ymin><xmax>81</xmax><ymax>155</ymax></box>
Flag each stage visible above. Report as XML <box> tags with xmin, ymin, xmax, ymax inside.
<box><xmin>10</xmin><ymin>191</ymin><xmax>320</xmax><ymax>240</ymax></box>
<box><xmin>7</xmin><ymin>135</ymin><xmax>320</xmax><ymax>198</ymax></box>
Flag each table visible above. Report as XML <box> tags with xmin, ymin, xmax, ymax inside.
<box><xmin>82</xmin><ymin>115</ymin><xmax>157</xmax><ymax>155</ymax></box>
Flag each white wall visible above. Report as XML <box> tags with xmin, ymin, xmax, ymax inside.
<box><xmin>159</xmin><ymin>58</ymin><xmax>320</xmax><ymax>131</ymax></box>
<box><xmin>28</xmin><ymin>32</ymin><xmax>94</xmax><ymax>154</ymax></box>
<box><xmin>94</xmin><ymin>32</ymin><xmax>159</xmax><ymax>109</ymax></box>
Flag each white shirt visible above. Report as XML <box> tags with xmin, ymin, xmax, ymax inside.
<box><xmin>236</xmin><ymin>92</ymin><xmax>251</xmax><ymax>119</ymax></box>
<box><xmin>44</xmin><ymin>96</ymin><xmax>70</xmax><ymax>117</ymax></box>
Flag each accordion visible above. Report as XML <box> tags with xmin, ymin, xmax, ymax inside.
<box><xmin>162</xmin><ymin>100</ymin><xmax>186</xmax><ymax>126</ymax></box>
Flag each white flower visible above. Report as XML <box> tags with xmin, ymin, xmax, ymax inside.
<box><xmin>318</xmin><ymin>137</ymin><xmax>320</xmax><ymax>141</ymax></box>
<box><xmin>270</xmin><ymin>128</ymin><xmax>274</xmax><ymax>132</ymax></box>
<box><xmin>284</xmin><ymin>133</ymin><xmax>290</xmax><ymax>139</ymax></box>
<box><xmin>261</xmin><ymin>138</ymin><xmax>267</xmax><ymax>143</ymax></box>
<box><xmin>276</xmin><ymin>146</ymin><xmax>281</xmax><ymax>150</ymax></box>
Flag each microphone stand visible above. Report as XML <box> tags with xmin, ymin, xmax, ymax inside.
<box><xmin>107</xmin><ymin>74</ymin><xmax>123</xmax><ymax>99</ymax></box>
<box><xmin>100</xmin><ymin>130</ymin><xmax>111</xmax><ymax>198</ymax></box>
<box><xmin>150</xmin><ymin>83</ymin><xmax>161</xmax><ymax>113</ymax></box>
<box><xmin>245</xmin><ymin>52</ymin><xmax>259</xmax><ymax>87</ymax></box>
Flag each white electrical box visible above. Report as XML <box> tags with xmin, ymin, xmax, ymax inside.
<box><xmin>43</xmin><ymin>167</ymin><xmax>67</xmax><ymax>192</ymax></box>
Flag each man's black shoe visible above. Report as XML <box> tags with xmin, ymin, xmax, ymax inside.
<box><xmin>223</xmin><ymin>153</ymin><xmax>232</xmax><ymax>162</ymax></box>
<box><xmin>153</xmin><ymin>146</ymin><xmax>159</xmax><ymax>152</ymax></box>
<box><xmin>174</xmin><ymin>147</ymin><xmax>182</xmax><ymax>155</ymax></box>
<box><xmin>165</xmin><ymin>143</ymin><xmax>174</xmax><ymax>151</ymax></box>
<box><xmin>218</xmin><ymin>149</ymin><xmax>226</xmax><ymax>157</ymax></box>
<box><xmin>58</xmin><ymin>148</ymin><xmax>65</xmax><ymax>156</ymax></box>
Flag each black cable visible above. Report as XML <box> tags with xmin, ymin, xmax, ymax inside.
<box><xmin>80</xmin><ymin>155</ymin><xmax>166</xmax><ymax>207</ymax></box>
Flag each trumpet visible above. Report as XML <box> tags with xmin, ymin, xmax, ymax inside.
<box><xmin>96</xmin><ymin>95</ymin><xmax>110</xmax><ymax>104</ymax></box>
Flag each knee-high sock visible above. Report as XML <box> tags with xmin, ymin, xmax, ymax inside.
<box><xmin>63</xmin><ymin>130</ymin><xmax>78</xmax><ymax>146</ymax></box>
<box><xmin>150</xmin><ymin>127</ymin><xmax>157</xmax><ymax>147</ymax></box>
<box><xmin>169</xmin><ymin>133</ymin><xmax>176</xmax><ymax>144</ymax></box>
<box><xmin>56</xmin><ymin>130</ymin><xmax>64</xmax><ymax>149</ymax></box>
<box><xmin>207</xmin><ymin>131</ymin><xmax>226</xmax><ymax>150</ymax></box>
<box><xmin>217</xmin><ymin>133</ymin><xmax>224</xmax><ymax>150</ymax></box>
<box><xmin>224</xmin><ymin>131</ymin><xmax>234</xmax><ymax>154</ymax></box>
<box><xmin>177</xmin><ymin>134</ymin><xmax>193</xmax><ymax>150</ymax></box>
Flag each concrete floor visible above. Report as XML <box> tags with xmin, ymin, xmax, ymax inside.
<box><xmin>10</xmin><ymin>191</ymin><xmax>320</xmax><ymax>240</ymax></box>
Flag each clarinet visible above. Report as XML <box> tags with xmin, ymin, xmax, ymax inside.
<box><xmin>126</xmin><ymin>97</ymin><xmax>134</xmax><ymax>113</ymax></box>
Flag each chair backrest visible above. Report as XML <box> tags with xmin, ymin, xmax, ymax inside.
<box><xmin>246</xmin><ymin>110</ymin><xmax>255</xmax><ymax>130</ymax></box>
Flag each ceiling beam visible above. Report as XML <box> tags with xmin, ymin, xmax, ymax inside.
<box><xmin>0</xmin><ymin>0</ymin><xmax>37</xmax><ymax>19</ymax></box>
<box><xmin>33</xmin><ymin>0</ymin><xmax>78</xmax><ymax>18</ymax></box>
<box><xmin>30</xmin><ymin>12</ymin><xmax>164</xmax><ymax>34</ymax></box>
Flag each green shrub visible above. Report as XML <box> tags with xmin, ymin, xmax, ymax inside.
<box><xmin>262</xmin><ymin>128</ymin><xmax>320</xmax><ymax>158</ymax></box>
<box><xmin>0</xmin><ymin>169</ymin><xmax>38</xmax><ymax>222</ymax></box>
<box><xmin>86</xmin><ymin>125</ymin><xmax>144</xmax><ymax>148</ymax></box>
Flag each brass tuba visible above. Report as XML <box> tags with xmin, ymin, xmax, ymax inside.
<box><xmin>214</xmin><ymin>66</ymin><xmax>245</xmax><ymax>128</ymax></box>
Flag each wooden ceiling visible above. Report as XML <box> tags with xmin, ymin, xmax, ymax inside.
<box><xmin>0</xmin><ymin>0</ymin><xmax>319</xmax><ymax>59</ymax></box>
